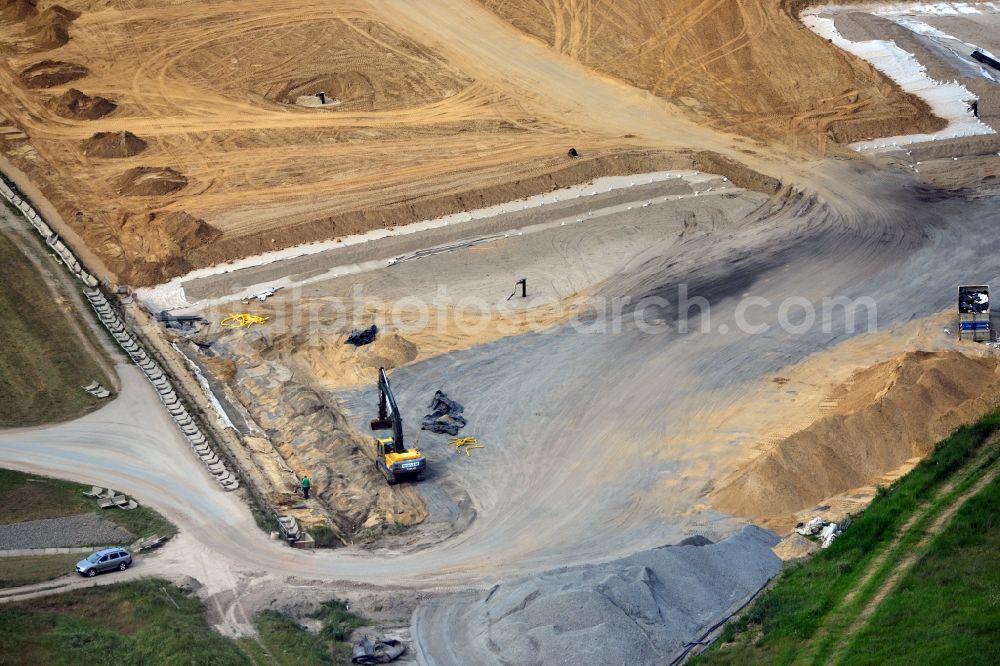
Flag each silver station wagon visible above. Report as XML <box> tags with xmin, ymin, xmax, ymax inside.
<box><xmin>75</xmin><ymin>547</ymin><xmax>132</xmax><ymax>577</ymax></box>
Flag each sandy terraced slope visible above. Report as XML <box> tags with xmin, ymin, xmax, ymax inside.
<box><xmin>0</xmin><ymin>0</ymin><xmax>941</xmax><ymax>287</ymax></box>
<box><xmin>0</xmin><ymin>0</ymin><xmax>675</xmax><ymax>285</ymax></box>
<box><xmin>477</xmin><ymin>0</ymin><xmax>943</xmax><ymax>146</ymax></box>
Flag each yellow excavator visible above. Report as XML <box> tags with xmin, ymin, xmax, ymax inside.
<box><xmin>370</xmin><ymin>367</ymin><xmax>426</xmax><ymax>484</ymax></box>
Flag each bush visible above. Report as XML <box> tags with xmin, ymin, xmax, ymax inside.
<box><xmin>309</xmin><ymin>525</ymin><xmax>342</xmax><ymax>548</ymax></box>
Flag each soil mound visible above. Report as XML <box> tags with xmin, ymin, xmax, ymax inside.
<box><xmin>26</xmin><ymin>5</ymin><xmax>77</xmax><ymax>49</ymax></box>
<box><xmin>19</xmin><ymin>60</ymin><xmax>87</xmax><ymax>88</ymax></box>
<box><xmin>115</xmin><ymin>167</ymin><xmax>187</xmax><ymax>196</ymax></box>
<box><xmin>0</xmin><ymin>0</ymin><xmax>36</xmax><ymax>21</ymax></box>
<box><xmin>289</xmin><ymin>330</ymin><xmax>419</xmax><ymax>389</ymax></box>
<box><xmin>82</xmin><ymin>131</ymin><xmax>147</xmax><ymax>158</ymax></box>
<box><xmin>117</xmin><ymin>210</ymin><xmax>219</xmax><ymax>265</ymax></box>
<box><xmin>713</xmin><ymin>351</ymin><xmax>1000</xmax><ymax>530</ymax></box>
<box><xmin>51</xmin><ymin>88</ymin><xmax>117</xmax><ymax>120</ymax></box>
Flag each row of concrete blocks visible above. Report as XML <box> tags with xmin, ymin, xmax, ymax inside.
<box><xmin>0</xmin><ymin>179</ymin><xmax>98</xmax><ymax>288</ymax></box>
<box><xmin>3</xmin><ymin>171</ymin><xmax>239</xmax><ymax>492</ymax></box>
<box><xmin>82</xmin><ymin>287</ymin><xmax>239</xmax><ymax>492</ymax></box>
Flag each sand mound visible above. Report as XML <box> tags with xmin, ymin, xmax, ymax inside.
<box><xmin>289</xmin><ymin>331</ymin><xmax>419</xmax><ymax>390</ymax></box>
<box><xmin>51</xmin><ymin>88</ymin><xmax>117</xmax><ymax>120</ymax></box>
<box><xmin>19</xmin><ymin>60</ymin><xmax>87</xmax><ymax>88</ymax></box>
<box><xmin>115</xmin><ymin>167</ymin><xmax>188</xmax><ymax>196</ymax></box>
<box><xmin>713</xmin><ymin>351</ymin><xmax>1000</xmax><ymax>530</ymax></box>
<box><xmin>81</xmin><ymin>131</ymin><xmax>147</xmax><ymax>158</ymax></box>
<box><xmin>771</xmin><ymin>533</ymin><xmax>819</xmax><ymax>561</ymax></box>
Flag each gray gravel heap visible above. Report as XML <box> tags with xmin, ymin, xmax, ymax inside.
<box><xmin>0</xmin><ymin>513</ymin><xmax>134</xmax><ymax>550</ymax></box>
<box><xmin>414</xmin><ymin>525</ymin><xmax>780</xmax><ymax>666</ymax></box>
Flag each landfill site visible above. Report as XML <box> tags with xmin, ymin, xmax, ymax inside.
<box><xmin>2</xmin><ymin>0</ymin><xmax>1000</xmax><ymax>664</ymax></box>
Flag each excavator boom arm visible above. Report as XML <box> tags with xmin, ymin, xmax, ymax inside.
<box><xmin>370</xmin><ymin>367</ymin><xmax>404</xmax><ymax>453</ymax></box>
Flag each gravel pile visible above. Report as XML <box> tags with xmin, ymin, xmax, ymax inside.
<box><xmin>415</xmin><ymin>526</ymin><xmax>781</xmax><ymax>665</ymax></box>
<box><xmin>0</xmin><ymin>513</ymin><xmax>134</xmax><ymax>550</ymax></box>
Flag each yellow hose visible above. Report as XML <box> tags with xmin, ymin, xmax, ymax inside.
<box><xmin>220</xmin><ymin>313</ymin><xmax>270</xmax><ymax>328</ymax></box>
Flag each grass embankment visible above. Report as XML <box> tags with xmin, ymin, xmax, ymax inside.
<box><xmin>0</xmin><ymin>579</ymin><xmax>247</xmax><ymax>665</ymax></box>
<box><xmin>0</xmin><ymin>469</ymin><xmax>175</xmax><ymax>588</ymax></box>
<box><xmin>242</xmin><ymin>600</ymin><xmax>367</xmax><ymax>665</ymax></box>
<box><xmin>696</xmin><ymin>407</ymin><xmax>1000</xmax><ymax>665</ymax></box>
<box><xmin>0</xmin><ymin>580</ymin><xmax>367</xmax><ymax>665</ymax></box>
<box><xmin>0</xmin><ymin>216</ymin><xmax>112</xmax><ymax>427</ymax></box>
<box><xmin>839</xmin><ymin>474</ymin><xmax>1000</xmax><ymax>664</ymax></box>
<box><xmin>0</xmin><ymin>554</ymin><xmax>84</xmax><ymax>589</ymax></box>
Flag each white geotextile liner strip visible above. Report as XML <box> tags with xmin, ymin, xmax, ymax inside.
<box><xmin>891</xmin><ymin>16</ymin><xmax>1000</xmax><ymax>82</ymax></box>
<box><xmin>801</xmin><ymin>11</ymin><xmax>995</xmax><ymax>151</ymax></box>
<box><xmin>875</xmin><ymin>2</ymin><xmax>999</xmax><ymax>17</ymax></box>
<box><xmin>173</xmin><ymin>342</ymin><xmax>236</xmax><ymax>431</ymax></box>
<box><xmin>135</xmin><ymin>170</ymin><xmax>720</xmax><ymax>308</ymax></box>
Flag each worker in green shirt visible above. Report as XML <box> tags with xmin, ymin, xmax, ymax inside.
<box><xmin>301</xmin><ymin>475</ymin><xmax>311</xmax><ymax>500</ymax></box>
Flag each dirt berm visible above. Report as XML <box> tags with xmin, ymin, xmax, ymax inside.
<box><xmin>713</xmin><ymin>351</ymin><xmax>1000</xmax><ymax>530</ymax></box>
<box><xmin>413</xmin><ymin>526</ymin><xmax>780</xmax><ymax>666</ymax></box>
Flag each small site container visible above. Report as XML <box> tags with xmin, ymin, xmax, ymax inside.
<box><xmin>959</xmin><ymin>285</ymin><xmax>990</xmax><ymax>342</ymax></box>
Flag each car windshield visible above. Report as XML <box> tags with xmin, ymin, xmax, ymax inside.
<box><xmin>86</xmin><ymin>553</ymin><xmax>101</xmax><ymax>563</ymax></box>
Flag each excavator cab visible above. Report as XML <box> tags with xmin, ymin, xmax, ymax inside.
<box><xmin>370</xmin><ymin>368</ymin><xmax>426</xmax><ymax>485</ymax></box>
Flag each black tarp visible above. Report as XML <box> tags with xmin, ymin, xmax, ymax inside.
<box><xmin>352</xmin><ymin>636</ymin><xmax>406</xmax><ymax>664</ymax></box>
<box><xmin>421</xmin><ymin>390</ymin><xmax>466</xmax><ymax>435</ymax></box>
<box><xmin>346</xmin><ymin>324</ymin><xmax>378</xmax><ymax>346</ymax></box>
